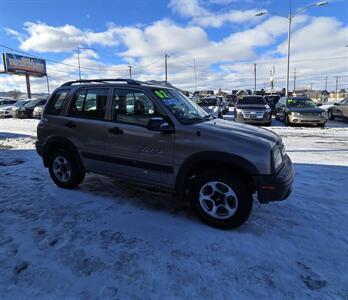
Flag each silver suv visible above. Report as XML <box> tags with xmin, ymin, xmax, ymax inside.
<box><xmin>36</xmin><ymin>79</ymin><xmax>294</xmax><ymax>229</ymax></box>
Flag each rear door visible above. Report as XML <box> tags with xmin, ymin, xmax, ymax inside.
<box><xmin>104</xmin><ymin>88</ymin><xmax>175</xmax><ymax>187</ymax></box>
<box><xmin>61</xmin><ymin>88</ymin><xmax>110</xmax><ymax>173</ymax></box>
<box><xmin>341</xmin><ymin>99</ymin><xmax>348</xmax><ymax>118</ymax></box>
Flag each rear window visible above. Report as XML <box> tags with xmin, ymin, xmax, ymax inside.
<box><xmin>238</xmin><ymin>97</ymin><xmax>265</xmax><ymax>105</ymax></box>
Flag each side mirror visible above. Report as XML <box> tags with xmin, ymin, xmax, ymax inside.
<box><xmin>147</xmin><ymin>117</ymin><xmax>174</xmax><ymax>134</ymax></box>
<box><xmin>334</xmin><ymin>103</ymin><xmax>339</xmax><ymax>106</ymax></box>
<box><xmin>317</xmin><ymin>103</ymin><xmax>322</xmax><ymax>107</ymax></box>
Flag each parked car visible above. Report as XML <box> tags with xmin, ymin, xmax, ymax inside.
<box><xmin>11</xmin><ymin>100</ymin><xmax>31</xmax><ymax>118</ymax></box>
<box><xmin>327</xmin><ymin>98</ymin><xmax>348</xmax><ymax>121</ymax></box>
<box><xmin>33</xmin><ymin>105</ymin><xmax>45</xmax><ymax>118</ymax></box>
<box><xmin>0</xmin><ymin>102</ymin><xmax>18</xmax><ymax>117</ymax></box>
<box><xmin>36</xmin><ymin>78</ymin><xmax>294</xmax><ymax>229</ymax></box>
<box><xmin>275</xmin><ymin>96</ymin><xmax>327</xmax><ymax>127</ymax></box>
<box><xmin>234</xmin><ymin>95</ymin><xmax>272</xmax><ymax>126</ymax></box>
<box><xmin>226</xmin><ymin>94</ymin><xmax>237</xmax><ymax>107</ymax></box>
<box><xmin>17</xmin><ymin>98</ymin><xmax>47</xmax><ymax>118</ymax></box>
<box><xmin>264</xmin><ymin>94</ymin><xmax>281</xmax><ymax>113</ymax></box>
<box><xmin>197</xmin><ymin>97</ymin><xmax>224</xmax><ymax>118</ymax></box>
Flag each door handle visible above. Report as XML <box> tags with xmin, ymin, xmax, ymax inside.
<box><xmin>108</xmin><ymin>127</ymin><xmax>124</xmax><ymax>135</ymax></box>
<box><xmin>65</xmin><ymin>121</ymin><xmax>76</xmax><ymax>128</ymax></box>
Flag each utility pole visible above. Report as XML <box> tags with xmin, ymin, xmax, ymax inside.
<box><xmin>77</xmin><ymin>47</ymin><xmax>81</xmax><ymax>81</ymax></box>
<box><xmin>335</xmin><ymin>76</ymin><xmax>339</xmax><ymax>100</ymax></box>
<box><xmin>293</xmin><ymin>68</ymin><xmax>297</xmax><ymax>93</ymax></box>
<box><xmin>325</xmin><ymin>76</ymin><xmax>328</xmax><ymax>91</ymax></box>
<box><xmin>253</xmin><ymin>63</ymin><xmax>257</xmax><ymax>93</ymax></box>
<box><xmin>310</xmin><ymin>83</ymin><xmax>313</xmax><ymax>90</ymax></box>
<box><xmin>25</xmin><ymin>74</ymin><xmax>31</xmax><ymax>99</ymax></box>
<box><xmin>194</xmin><ymin>58</ymin><xmax>197</xmax><ymax>91</ymax></box>
<box><xmin>128</xmin><ymin>66</ymin><xmax>132</xmax><ymax>79</ymax></box>
<box><xmin>165</xmin><ymin>54</ymin><xmax>168</xmax><ymax>85</ymax></box>
<box><xmin>286</xmin><ymin>0</ymin><xmax>292</xmax><ymax>97</ymax></box>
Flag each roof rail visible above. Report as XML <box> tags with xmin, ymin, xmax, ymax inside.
<box><xmin>60</xmin><ymin>78</ymin><xmax>141</xmax><ymax>87</ymax></box>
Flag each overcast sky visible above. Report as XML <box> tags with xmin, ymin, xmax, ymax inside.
<box><xmin>0</xmin><ymin>0</ymin><xmax>347</xmax><ymax>93</ymax></box>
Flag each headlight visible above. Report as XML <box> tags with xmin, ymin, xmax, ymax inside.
<box><xmin>265</xmin><ymin>105</ymin><xmax>271</xmax><ymax>113</ymax></box>
<box><xmin>272</xmin><ymin>146</ymin><xmax>283</xmax><ymax>170</ymax></box>
<box><xmin>236</xmin><ymin>108</ymin><xmax>243</xmax><ymax>114</ymax></box>
<box><xmin>321</xmin><ymin>111</ymin><xmax>327</xmax><ymax>117</ymax></box>
<box><xmin>291</xmin><ymin>112</ymin><xmax>301</xmax><ymax>117</ymax></box>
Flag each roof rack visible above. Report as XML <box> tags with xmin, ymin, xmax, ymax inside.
<box><xmin>60</xmin><ymin>78</ymin><xmax>141</xmax><ymax>87</ymax></box>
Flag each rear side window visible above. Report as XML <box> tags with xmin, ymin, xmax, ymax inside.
<box><xmin>47</xmin><ymin>91</ymin><xmax>69</xmax><ymax>115</ymax></box>
<box><xmin>69</xmin><ymin>88</ymin><xmax>108</xmax><ymax>120</ymax></box>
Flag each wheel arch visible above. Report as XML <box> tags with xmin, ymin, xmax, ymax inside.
<box><xmin>42</xmin><ymin>136</ymin><xmax>85</xmax><ymax>172</ymax></box>
<box><xmin>175</xmin><ymin>151</ymin><xmax>259</xmax><ymax>200</ymax></box>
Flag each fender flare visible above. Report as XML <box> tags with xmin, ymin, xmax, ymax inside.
<box><xmin>42</xmin><ymin>136</ymin><xmax>84</xmax><ymax>171</ymax></box>
<box><xmin>175</xmin><ymin>151</ymin><xmax>259</xmax><ymax>199</ymax></box>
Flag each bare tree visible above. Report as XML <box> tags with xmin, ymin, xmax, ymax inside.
<box><xmin>7</xmin><ymin>90</ymin><xmax>22</xmax><ymax>99</ymax></box>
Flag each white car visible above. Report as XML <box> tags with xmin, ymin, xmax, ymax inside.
<box><xmin>33</xmin><ymin>105</ymin><xmax>45</xmax><ymax>118</ymax></box>
<box><xmin>0</xmin><ymin>105</ymin><xmax>14</xmax><ymax>117</ymax></box>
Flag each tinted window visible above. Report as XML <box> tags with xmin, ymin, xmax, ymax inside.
<box><xmin>113</xmin><ymin>89</ymin><xmax>161</xmax><ymax>126</ymax></box>
<box><xmin>47</xmin><ymin>91</ymin><xmax>69</xmax><ymax>115</ymax></box>
<box><xmin>69</xmin><ymin>88</ymin><xmax>108</xmax><ymax>120</ymax></box>
<box><xmin>238</xmin><ymin>97</ymin><xmax>265</xmax><ymax>105</ymax></box>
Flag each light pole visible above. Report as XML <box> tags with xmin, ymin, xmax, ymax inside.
<box><xmin>256</xmin><ymin>1</ymin><xmax>328</xmax><ymax>97</ymax></box>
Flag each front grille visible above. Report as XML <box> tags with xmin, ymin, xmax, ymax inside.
<box><xmin>301</xmin><ymin>112</ymin><xmax>320</xmax><ymax>117</ymax></box>
<box><xmin>242</xmin><ymin>110</ymin><xmax>265</xmax><ymax>119</ymax></box>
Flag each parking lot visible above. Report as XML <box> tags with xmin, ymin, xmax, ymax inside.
<box><xmin>0</xmin><ymin>116</ymin><xmax>347</xmax><ymax>299</ymax></box>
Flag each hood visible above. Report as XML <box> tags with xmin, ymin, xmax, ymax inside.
<box><xmin>287</xmin><ymin>107</ymin><xmax>324</xmax><ymax>113</ymax></box>
<box><xmin>236</xmin><ymin>104</ymin><xmax>267</xmax><ymax>110</ymax></box>
<box><xmin>196</xmin><ymin>118</ymin><xmax>279</xmax><ymax>146</ymax></box>
<box><xmin>0</xmin><ymin>105</ymin><xmax>13</xmax><ymax>110</ymax></box>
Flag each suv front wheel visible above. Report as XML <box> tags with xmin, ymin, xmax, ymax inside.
<box><xmin>191</xmin><ymin>171</ymin><xmax>253</xmax><ymax>229</ymax></box>
<box><xmin>48</xmin><ymin>149</ymin><xmax>85</xmax><ymax>189</ymax></box>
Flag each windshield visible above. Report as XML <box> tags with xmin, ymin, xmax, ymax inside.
<box><xmin>198</xmin><ymin>98</ymin><xmax>218</xmax><ymax>106</ymax></box>
<box><xmin>238</xmin><ymin>97</ymin><xmax>265</xmax><ymax>105</ymax></box>
<box><xmin>287</xmin><ymin>98</ymin><xmax>316</xmax><ymax>108</ymax></box>
<box><xmin>152</xmin><ymin>88</ymin><xmax>210</xmax><ymax>124</ymax></box>
<box><xmin>13</xmin><ymin>100</ymin><xmax>29</xmax><ymax>107</ymax></box>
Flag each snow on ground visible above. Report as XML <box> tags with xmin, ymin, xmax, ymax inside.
<box><xmin>0</xmin><ymin>117</ymin><xmax>347</xmax><ymax>299</ymax></box>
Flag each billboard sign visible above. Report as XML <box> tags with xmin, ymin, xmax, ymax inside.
<box><xmin>2</xmin><ymin>53</ymin><xmax>47</xmax><ymax>77</ymax></box>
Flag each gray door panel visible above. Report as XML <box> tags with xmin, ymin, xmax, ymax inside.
<box><xmin>105</xmin><ymin>123</ymin><xmax>175</xmax><ymax>187</ymax></box>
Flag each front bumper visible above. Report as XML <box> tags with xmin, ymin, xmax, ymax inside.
<box><xmin>17</xmin><ymin>109</ymin><xmax>34</xmax><ymax>118</ymax></box>
<box><xmin>235</xmin><ymin>111</ymin><xmax>271</xmax><ymax>124</ymax></box>
<box><xmin>289</xmin><ymin>114</ymin><xmax>326</xmax><ymax>125</ymax></box>
<box><xmin>35</xmin><ymin>141</ymin><xmax>44</xmax><ymax>157</ymax></box>
<box><xmin>253</xmin><ymin>154</ymin><xmax>294</xmax><ymax>203</ymax></box>
<box><xmin>0</xmin><ymin>110</ymin><xmax>11</xmax><ymax>117</ymax></box>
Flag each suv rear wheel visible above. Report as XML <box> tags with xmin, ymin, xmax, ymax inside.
<box><xmin>191</xmin><ymin>170</ymin><xmax>253</xmax><ymax>229</ymax></box>
<box><xmin>48</xmin><ymin>149</ymin><xmax>85</xmax><ymax>188</ymax></box>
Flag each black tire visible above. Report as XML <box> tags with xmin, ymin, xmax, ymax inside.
<box><xmin>48</xmin><ymin>149</ymin><xmax>85</xmax><ymax>189</ymax></box>
<box><xmin>284</xmin><ymin>114</ymin><xmax>291</xmax><ymax>126</ymax></box>
<box><xmin>275</xmin><ymin>114</ymin><xmax>280</xmax><ymax>121</ymax></box>
<box><xmin>190</xmin><ymin>170</ymin><xmax>253</xmax><ymax>229</ymax></box>
<box><xmin>328</xmin><ymin>110</ymin><xmax>335</xmax><ymax>120</ymax></box>
<box><xmin>318</xmin><ymin>123</ymin><xmax>326</xmax><ymax>128</ymax></box>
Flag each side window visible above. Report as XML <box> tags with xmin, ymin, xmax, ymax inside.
<box><xmin>47</xmin><ymin>90</ymin><xmax>69</xmax><ymax>115</ymax></box>
<box><xmin>112</xmin><ymin>89</ymin><xmax>161</xmax><ymax>126</ymax></box>
<box><xmin>69</xmin><ymin>88</ymin><xmax>108</xmax><ymax>120</ymax></box>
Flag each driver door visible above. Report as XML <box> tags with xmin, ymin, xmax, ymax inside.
<box><xmin>104</xmin><ymin>88</ymin><xmax>175</xmax><ymax>187</ymax></box>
